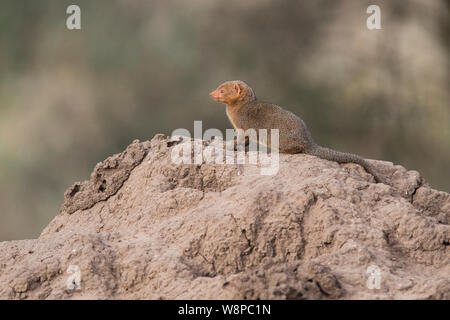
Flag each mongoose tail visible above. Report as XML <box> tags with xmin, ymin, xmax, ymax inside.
<box><xmin>306</xmin><ymin>144</ymin><xmax>381</xmax><ymax>183</ymax></box>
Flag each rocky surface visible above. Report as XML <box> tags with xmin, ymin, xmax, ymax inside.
<box><xmin>0</xmin><ymin>134</ymin><xmax>448</xmax><ymax>299</ymax></box>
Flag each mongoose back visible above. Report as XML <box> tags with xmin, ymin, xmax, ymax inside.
<box><xmin>209</xmin><ymin>80</ymin><xmax>381</xmax><ymax>182</ymax></box>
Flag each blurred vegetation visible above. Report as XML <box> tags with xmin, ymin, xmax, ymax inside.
<box><xmin>0</xmin><ymin>0</ymin><xmax>449</xmax><ymax>240</ymax></box>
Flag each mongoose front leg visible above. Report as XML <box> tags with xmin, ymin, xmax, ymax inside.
<box><xmin>232</xmin><ymin>135</ymin><xmax>249</xmax><ymax>151</ymax></box>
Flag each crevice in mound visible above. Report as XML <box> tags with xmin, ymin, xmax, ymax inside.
<box><xmin>69</xmin><ymin>184</ymin><xmax>80</xmax><ymax>197</ymax></box>
<box><xmin>227</xmin><ymin>213</ymin><xmax>254</xmax><ymax>255</ymax></box>
<box><xmin>98</xmin><ymin>180</ymin><xmax>107</xmax><ymax>192</ymax></box>
<box><xmin>297</xmin><ymin>193</ymin><xmax>317</xmax><ymax>260</ymax></box>
<box><xmin>315</xmin><ymin>281</ymin><xmax>330</xmax><ymax>297</ymax></box>
<box><xmin>179</xmin><ymin>255</ymin><xmax>216</xmax><ymax>278</ymax></box>
<box><xmin>181</xmin><ymin>229</ymin><xmax>217</xmax><ymax>278</ymax></box>
<box><xmin>410</xmin><ymin>177</ymin><xmax>423</xmax><ymax>204</ymax></box>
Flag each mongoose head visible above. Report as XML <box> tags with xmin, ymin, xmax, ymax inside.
<box><xmin>209</xmin><ymin>80</ymin><xmax>256</xmax><ymax>105</ymax></box>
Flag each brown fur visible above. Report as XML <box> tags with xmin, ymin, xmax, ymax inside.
<box><xmin>210</xmin><ymin>80</ymin><xmax>381</xmax><ymax>182</ymax></box>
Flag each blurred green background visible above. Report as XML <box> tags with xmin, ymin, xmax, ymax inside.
<box><xmin>0</xmin><ymin>0</ymin><xmax>449</xmax><ymax>240</ymax></box>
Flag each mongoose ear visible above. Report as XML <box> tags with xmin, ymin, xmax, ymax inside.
<box><xmin>234</xmin><ymin>83</ymin><xmax>241</xmax><ymax>95</ymax></box>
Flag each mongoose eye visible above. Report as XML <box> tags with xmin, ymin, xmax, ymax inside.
<box><xmin>220</xmin><ymin>90</ymin><xmax>224</xmax><ymax>93</ymax></box>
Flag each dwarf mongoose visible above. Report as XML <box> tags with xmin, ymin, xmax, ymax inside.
<box><xmin>209</xmin><ymin>80</ymin><xmax>380</xmax><ymax>182</ymax></box>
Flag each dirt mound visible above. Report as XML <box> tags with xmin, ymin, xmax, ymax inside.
<box><xmin>0</xmin><ymin>134</ymin><xmax>448</xmax><ymax>299</ymax></box>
